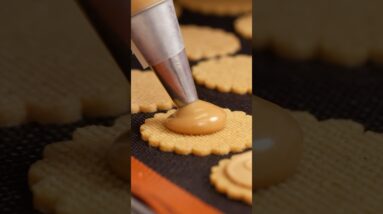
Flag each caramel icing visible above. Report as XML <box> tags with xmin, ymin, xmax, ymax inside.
<box><xmin>253</xmin><ymin>96</ymin><xmax>303</xmax><ymax>188</ymax></box>
<box><xmin>164</xmin><ymin>100</ymin><xmax>226</xmax><ymax>135</ymax></box>
<box><xmin>107</xmin><ymin>131</ymin><xmax>131</xmax><ymax>181</ymax></box>
<box><xmin>225</xmin><ymin>151</ymin><xmax>252</xmax><ymax>189</ymax></box>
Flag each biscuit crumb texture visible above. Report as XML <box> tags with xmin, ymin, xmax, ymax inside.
<box><xmin>28</xmin><ymin>116</ymin><xmax>130</xmax><ymax>214</ymax></box>
<box><xmin>0</xmin><ymin>0</ymin><xmax>129</xmax><ymax>126</ymax></box>
<box><xmin>193</xmin><ymin>55</ymin><xmax>252</xmax><ymax>95</ymax></box>
<box><xmin>182</xmin><ymin>25</ymin><xmax>240</xmax><ymax>61</ymax></box>
<box><xmin>235</xmin><ymin>14</ymin><xmax>252</xmax><ymax>39</ymax></box>
<box><xmin>131</xmin><ymin>70</ymin><xmax>174</xmax><ymax>113</ymax></box>
<box><xmin>210</xmin><ymin>151</ymin><xmax>252</xmax><ymax>205</ymax></box>
<box><xmin>178</xmin><ymin>0</ymin><xmax>252</xmax><ymax>16</ymax></box>
<box><xmin>140</xmin><ymin>108</ymin><xmax>252</xmax><ymax>156</ymax></box>
<box><xmin>254</xmin><ymin>112</ymin><xmax>383</xmax><ymax>213</ymax></box>
<box><xmin>255</xmin><ymin>0</ymin><xmax>383</xmax><ymax>66</ymax></box>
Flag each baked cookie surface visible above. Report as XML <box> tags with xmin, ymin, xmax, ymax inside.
<box><xmin>131</xmin><ymin>70</ymin><xmax>174</xmax><ymax>113</ymax></box>
<box><xmin>0</xmin><ymin>0</ymin><xmax>129</xmax><ymax>126</ymax></box>
<box><xmin>192</xmin><ymin>55</ymin><xmax>252</xmax><ymax>95</ymax></box>
<box><xmin>255</xmin><ymin>0</ymin><xmax>383</xmax><ymax>66</ymax></box>
<box><xmin>210</xmin><ymin>151</ymin><xmax>252</xmax><ymax>205</ymax></box>
<box><xmin>140</xmin><ymin>108</ymin><xmax>252</xmax><ymax>156</ymax></box>
<box><xmin>29</xmin><ymin>116</ymin><xmax>130</xmax><ymax>214</ymax></box>
<box><xmin>254</xmin><ymin>111</ymin><xmax>383</xmax><ymax>213</ymax></box>
<box><xmin>182</xmin><ymin>25</ymin><xmax>240</xmax><ymax>61</ymax></box>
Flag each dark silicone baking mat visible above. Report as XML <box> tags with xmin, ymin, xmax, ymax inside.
<box><xmin>0</xmin><ymin>5</ymin><xmax>252</xmax><ymax>214</ymax></box>
<box><xmin>254</xmin><ymin>50</ymin><xmax>383</xmax><ymax>133</ymax></box>
<box><xmin>131</xmin><ymin>8</ymin><xmax>253</xmax><ymax>214</ymax></box>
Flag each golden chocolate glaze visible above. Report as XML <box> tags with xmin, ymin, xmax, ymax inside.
<box><xmin>253</xmin><ymin>96</ymin><xmax>303</xmax><ymax>188</ymax></box>
<box><xmin>164</xmin><ymin>100</ymin><xmax>226</xmax><ymax>135</ymax></box>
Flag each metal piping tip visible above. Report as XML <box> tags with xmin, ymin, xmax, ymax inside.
<box><xmin>152</xmin><ymin>50</ymin><xmax>198</xmax><ymax>107</ymax></box>
<box><xmin>131</xmin><ymin>0</ymin><xmax>198</xmax><ymax>107</ymax></box>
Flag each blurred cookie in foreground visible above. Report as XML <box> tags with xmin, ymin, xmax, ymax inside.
<box><xmin>0</xmin><ymin>0</ymin><xmax>129</xmax><ymax>126</ymax></box>
<box><xmin>29</xmin><ymin>116</ymin><xmax>130</xmax><ymax>214</ymax></box>
<box><xmin>255</xmin><ymin>112</ymin><xmax>383</xmax><ymax>213</ymax></box>
<box><xmin>235</xmin><ymin>14</ymin><xmax>252</xmax><ymax>39</ymax></box>
<box><xmin>254</xmin><ymin>0</ymin><xmax>383</xmax><ymax>66</ymax></box>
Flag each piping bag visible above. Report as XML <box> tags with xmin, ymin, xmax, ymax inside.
<box><xmin>131</xmin><ymin>0</ymin><xmax>198</xmax><ymax>107</ymax></box>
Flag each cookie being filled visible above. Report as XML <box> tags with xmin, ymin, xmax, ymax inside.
<box><xmin>164</xmin><ymin>100</ymin><xmax>227</xmax><ymax>135</ymax></box>
<box><xmin>140</xmin><ymin>107</ymin><xmax>251</xmax><ymax>156</ymax></box>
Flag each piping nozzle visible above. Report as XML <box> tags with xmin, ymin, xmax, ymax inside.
<box><xmin>131</xmin><ymin>0</ymin><xmax>198</xmax><ymax>107</ymax></box>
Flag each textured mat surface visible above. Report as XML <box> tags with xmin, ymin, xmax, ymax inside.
<box><xmin>131</xmin><ymin>8</ymin><xmax>252</xmax><ymax>213</ymax></box>
<box><xmin>0</xmin><ymin>0</ymin><xmax>129</xmax><ymax>126</ymax></box>
<box><xmin>0</xmin><ymin>5</ymin><xmax>252</xmax><ymax>214</ymax></box>
<box><xmin>254</xmin><ymin>51</ymin><xmax>383</xmax><ymax>213</ymax></box>
<box><xmin>254</xmin><ymin>50</ymin><xmax>383</xmax><ymax>132</ymax></box>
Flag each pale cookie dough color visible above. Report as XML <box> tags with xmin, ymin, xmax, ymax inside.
<box><xmin>165</xmin><ymin>100</ymin><xmax>226</xmax><ymax>135</ymax></box>
<box><xmin>178</xmin><ymin>0</ymin><xmax>252</xmax><ymax>16</ymax></box>
<box><xmin>255</xmin><ymin>112</ymin><xmax>383</xmax><ymax>213</ymax></box>
<box><xmin>182</xmin><ymin>25</ymin><xmax>240</xmax><ymax>61</ymax></box>
<box><xmin>28</xmin><ymin>116</ymin><xmax>131</xmax><ymax>214</ymax></box>
<box><xmin>226</xmin><ymin>151</ymin><xmax>252</xmax><ymax>188</ymax></box>
<box><xmin>108</xmin><ymin>129</ymin><xmax>131</xmax><ymax>181</ymax></box>
<box><xmin>140</xmin><ymin>108</ymin><xmax>251</xmax><ymax>156</ymax></box>
<box><xmin>193</xmin><ymin>55</ymin><xmax>252</xmax><ymax>95</ymax></box>
<box><xmin>0</xmin><ymin>0</ymin><xmax>129</xmax><ymax>127</ymax></box>
<box><xmin>254</xmin><ymin>0</ymin><xmax>383</xmax><ymax>66</ymax></box>
<box><xmin>253</xmin><ymin>96</ymin><xmax>303</xmax><ymax>188</ymax></box>
<box><xmin>210</xmin><ymin>151</ymin><xmax>252</xmax><ymax>205</ymax></box>
<box><xmin>235</xmin><ymin>14</ymin><xmax>252</xmax><ymax>39</ymax></box>
<box><xmin>131</xmin><ymin>70</ymin><xmax>174</xmax><ymax>113</ymax></box>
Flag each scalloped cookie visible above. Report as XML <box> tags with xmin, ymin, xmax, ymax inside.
<box><xmin>255</xmin><ymin>0</ymin><xmax>383</xmax><ymax>66</ymax></box>
<box><xmin>131</xmin><ymin>70</ymin><xmax>174</xmax><ymax>113</ymax></box>
<box><xmin>182</xmin><ymin>25</ymin><xmax>240</xmax><ymax>61</ymax></box>
<box><xmin>254</xmin><ymin>111</ymin><xmax>383</xmax><ymax>213</ymax></box>
<box><xmin>210</xmin><ymin>151</ymin><xmax>252</xmax><ymax>205</ymax></box>
<box><xmin>28</xmin><ymin>115</ymin><xmax>130</xmax><ymax>214</ymax></box>
<box><xmin>192</xmin><ymin>55</ymin><xmax>252</xmax><ymax>95</ymax></box>
<box><xmin>235</xmin><ymin>14</ymin><xmax>252</xmax><ymax>39</ymax></box>
<box><xmin>140</xmin><ymin>108</ymin><xmax>252</xmax><ymax>156</ymax></box>
<box><xmin>0</xmin><ymin>0</ymin><xmax>129</xmax><ymax>127</ymax></box>
<box><xmin>178</xmin><ymin>0</ymin><xmax>252</xmax><ymax>16</ymax></box>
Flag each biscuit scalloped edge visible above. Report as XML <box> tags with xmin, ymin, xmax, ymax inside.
<box><xmin>210</xmin><ymin>158</ymin><xmax>252</xmax><ymax>205</ymax></box>
<box><xmin>0</xmin><ymin>83</ymin><xmax>129</xmax><ymax>127</ymax></box>
<box><xmin>192</xmin><ymin>55</ymin><xmax>252</xmax><ymax>95</ymax></box>
<box><xmin>28</xmin><ymin>115</ymin><xmax>130</xmax><ymax>213</ymax></box>
<box><xmin>140</xmin><ymin>109</ymin><xmax>252</xmax><ymax>156</ymax></box>
<box><xmin>131</xmin><ymin>101</ymin><xmax>174</xmax><ymax>114</ymax></box>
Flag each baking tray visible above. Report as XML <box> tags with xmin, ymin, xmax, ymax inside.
<box><xmin>0</xmin><ymin>6</ymin><xmax>252</xmax><ymax>214</ymax></box>
<box><xmin>131</xmin><ymin>8</ymin><xmax>252</xmax><ymax>214</ymax></box>
<box><xmin>254</xmin><ymin>50</ymin><xmax>383</xmax><ymax>132</ymax></box>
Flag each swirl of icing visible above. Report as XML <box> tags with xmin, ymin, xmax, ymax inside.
<box><xmin>225</xmin><ymin>151</ymin><xmax>252</xmax><ymax>189</ymax></box>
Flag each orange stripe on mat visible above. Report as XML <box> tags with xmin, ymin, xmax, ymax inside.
<box><xmin>131</xmin><ymin>157</ymin><xmax>222</xmax><ymax>214</ymax></box>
